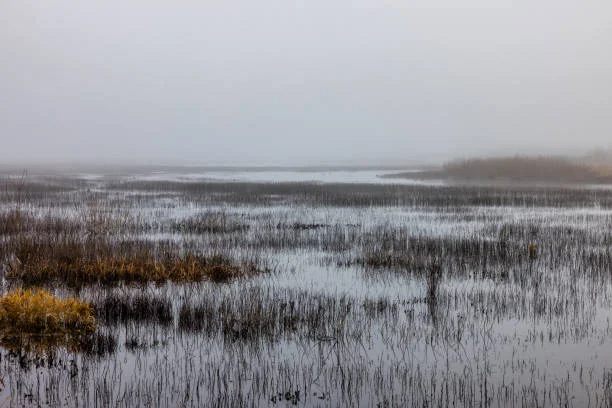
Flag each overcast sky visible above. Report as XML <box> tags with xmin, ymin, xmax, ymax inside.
<box><xmin>1</xmin><ymin>0</ymin><xmax>611</xmax><ymax>166</ymax></box>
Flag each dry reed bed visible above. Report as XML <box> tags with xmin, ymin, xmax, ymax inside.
<box><xmin>10</xmin><ymin>253</ymin><xmax>255</xmax><ymax>286</ymax></box>
<box><xmin>1</xmin><ymin>230</ymin><xmax>262</xmax><ymax>286</ymax></box>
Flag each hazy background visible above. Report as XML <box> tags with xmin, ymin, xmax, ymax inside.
<box><xmin>1</xmin><ymin>0</ymin><xmax>611</xmax><ymax>166</ymax></box>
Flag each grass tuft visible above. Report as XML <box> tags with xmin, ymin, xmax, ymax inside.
<box><xmin>0</xmin><ymin>289</ymin><xmax>96</xmax><ymax>336</ymax></box>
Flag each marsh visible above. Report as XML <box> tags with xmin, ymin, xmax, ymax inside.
<box><xmin>1</xmin><ymin>167</ymin><xmax>612</xmax><ymax>407</ymax></box>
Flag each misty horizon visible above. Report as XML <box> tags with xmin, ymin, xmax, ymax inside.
<box><xmin>2</xmin><ymin>1</ymin><xmax>611</xmax><ymax>166</ymax></box>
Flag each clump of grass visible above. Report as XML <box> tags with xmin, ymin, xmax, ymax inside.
<box><xmin>0</xmin><ymin>209</ymin><xmax>25</xmax><ymax>234</ymax></box>
<box><xmin>361</xmin><ymin>251</ymin><xmax>427</xmax><ymax>271</ymax></box>
<box><xmin>9</xmin><ymin>246</ymin><xmax>260</xmax><ymax>286</ymax></box>
<box><xmin>93</xmin><ymin>292</ymin><xmax>173</xmax><ymax>325</ymax></box>
<box><xmin>178</xmin><ymin>298</ymin><xmax>219</xmax><ymax>333</ymax></box>
<box><xmin>171</xmin><ymin>211</ymin><xmax>249</xmax><ymax>234</ymax></box>
<box><xmin>0</xmin><ymin>289</ymin><xmax>96</xmax><ymax>336</ymax></box>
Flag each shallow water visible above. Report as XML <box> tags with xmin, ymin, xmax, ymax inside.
<box><xmin>75</xmin><ymin>168</ymin><xmax>441</xmax><ymax>186</ymax></box>
<box><xmin>2</xmin><ymin>170</ymin><xmax>612</xmax><ymax>406</ymax></box>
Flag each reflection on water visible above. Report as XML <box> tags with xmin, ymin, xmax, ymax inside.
<box><xmin>1</xmin><ymin>170</ymin><xmax>612</xmax><ymax>406</ymax></box>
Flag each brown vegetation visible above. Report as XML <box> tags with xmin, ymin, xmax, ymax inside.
<box><xmin>441</xmin><ymin>156</ymin><xmax>612</xmax><ymax>183</ymax></box>
<box><xmin>385</xmin><ymin>155</ymin><xmax>612</xmax><ymax>184</ymax></box>
<box><xmin>8</xmin><ymin>244</ymin><xmax>256</xmax><ymax>286</ymax></box>
<box><xmin>0</xmin><ymin>206</ymin><xmax>263</xmax><ymax>286</ymax></box>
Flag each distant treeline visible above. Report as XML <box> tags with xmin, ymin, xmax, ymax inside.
<box><xmin>386</xmin><ymin>155</ymin><xmax>612</xmax><ymax>184</ymax></box>
<box><xmin>441</xmin><ymin>156</ymin><xmax>609</xmax><ymax>183</ymax></box>
<box><xmin>583</xmin><ymin>148</ymin><xmax>612</xmax><ymax>164</ymax></box>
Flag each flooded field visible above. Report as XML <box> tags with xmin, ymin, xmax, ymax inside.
<box><xmin>1</xmin><ymin>169</ymin><xmax>612</xmax><ymax>407</ymax></box>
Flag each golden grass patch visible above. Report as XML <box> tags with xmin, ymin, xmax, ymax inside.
<box><xmin>0</xmin><ymin>289</ymin><xmax>96</xmax><ymax>336</ymax></box>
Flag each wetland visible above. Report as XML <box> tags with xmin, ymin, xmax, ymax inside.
<box><xmin>1</xmin><ymin>167</ymin><xmax>612</xmax><ymax>407</ymax></box>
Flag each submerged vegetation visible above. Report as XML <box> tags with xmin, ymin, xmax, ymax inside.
<box><xmin>1</xmin><ymin>171</ymin><xmax>612</xmax><ymax>406</ymax></box>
